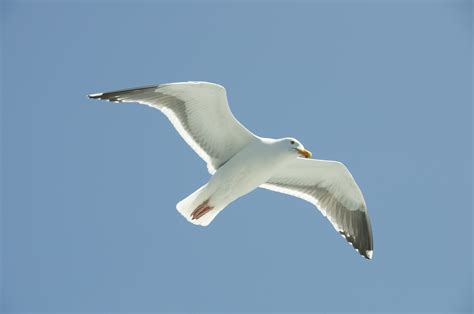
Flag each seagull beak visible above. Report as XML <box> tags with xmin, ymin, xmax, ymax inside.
<box><xmin>296</xmin><ymin>148</ymin><xmax>312</xmax><ymax>158</ymax></box>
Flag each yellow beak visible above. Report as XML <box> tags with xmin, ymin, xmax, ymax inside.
<box><xmin>296</xmin><ymin>148</ymin><xmax>312</xmax><ymax>158</ymax></box>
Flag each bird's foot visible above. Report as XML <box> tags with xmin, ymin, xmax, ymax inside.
<box><xmin>191</xmin><ymin>199</ymin><xmax>214</xmax><ymax>220</ymax></box>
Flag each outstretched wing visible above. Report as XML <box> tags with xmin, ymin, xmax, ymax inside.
<box><xmin>261</xmin><ymin>158</ymin><xmax>374</xmax><ymax>259</ymax></box>
<box><xmin>89</xmin><ymin>82</ymin><xmax>257</xmax><ymax>173</ymax></box>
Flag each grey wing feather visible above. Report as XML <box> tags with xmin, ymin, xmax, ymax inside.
<box><xmin>88</xmin><ymin>82</ymin><xmax>256</xmax><ymax>173</ymax></box>
<box><xmin>263</xmin><ymin>181</ymin><xmax>373</xmax><ymax>259</ymax></box>
<box><xmin>261</xmin><ymin>159</ymin><xmax>374</xmax><ymax>260</ymax></box>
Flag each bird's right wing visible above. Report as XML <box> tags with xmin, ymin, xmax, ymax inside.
<box><xmin>89</xmin><ymin>82</ymin><xmax>257</xmax><ymax>173</ymax></box>
<box><xmin>261</xmin><ymin>158</ymin><xmax>373</xmax><ymax>259</ymax></box>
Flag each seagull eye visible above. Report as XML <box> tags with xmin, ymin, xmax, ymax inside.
<box><xmin>290</xmin><ymin>140</ymin><xmax>295</xmax><ymax>145</ymax></box>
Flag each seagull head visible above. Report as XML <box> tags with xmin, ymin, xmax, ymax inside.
<box><xmin>282</xmin><ymin>138</ymin><xmax>312</xmax><ymax>159</ymax></box>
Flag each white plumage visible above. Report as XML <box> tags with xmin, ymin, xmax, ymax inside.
<box><xmin>89</xmin><ymin>81</ymin><xmax>374</xmax><ymax>259</ymax></box>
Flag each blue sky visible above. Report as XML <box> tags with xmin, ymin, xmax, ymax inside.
<box><xmin>2</xmin><ymin>0</ymin><xmax>472</xmax><ymax>312</ymax></box>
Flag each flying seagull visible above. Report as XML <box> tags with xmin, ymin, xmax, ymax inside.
<box><xmin>88</xmin><ymin>82</ymin><xmax>374</xmax><ymax>259</ymax></box>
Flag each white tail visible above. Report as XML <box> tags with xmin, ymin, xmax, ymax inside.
<box><xmin>176</xmin><ymin>184</ymin><xmax>225</xmax><ymax>226</ymax></box>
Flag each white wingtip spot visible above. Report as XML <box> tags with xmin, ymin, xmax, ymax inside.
<box><xmin>366</xmin><ymin>250</ymin><xmax>373</xmax><ymax>259</ymax></box>
<box><xmin>88</xmin><ymin>93</ymin><xmax>103</xmax><ymax>98</ymax></box>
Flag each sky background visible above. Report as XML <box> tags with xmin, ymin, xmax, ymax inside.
<box><xmin>1</xmin><ymin>0</ymin><xmax>472</xmax><ymax>313</ymax></box>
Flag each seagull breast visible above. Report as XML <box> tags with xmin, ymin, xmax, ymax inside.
<box><xmin>206</xmin><ymin>138</ymin><xmax>293</xmax><ymax>206</ymax></box>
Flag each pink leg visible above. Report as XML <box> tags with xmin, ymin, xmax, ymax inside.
<box><xmin>191</xmin><ymin>199</ymin><xmax>215</xmax><ymax>220</ymax></box>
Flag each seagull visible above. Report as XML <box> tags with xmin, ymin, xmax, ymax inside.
<box><xmin>88</xmin><ymin>81</ymin><xmax>374</xmax><ymax>259</ymax></box>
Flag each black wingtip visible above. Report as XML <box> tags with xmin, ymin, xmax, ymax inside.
<box><xmin>87</xmin><ymin>92</ymin><xmax>122</xmax><ymax>102</ymax></box>
<box><xmin>339</xmin><ymin>230</ymin><xmax>373</xmax><ymax>260</ymax></box>
<box><xmin>87</xmin><ymin>85</ymin><xmax>159</xmax><ymax>103</ymax></box>
<box><xmin>88</xmin><ymin>93</ymin><xmax>103</xmax><ymax>99</ymax></box>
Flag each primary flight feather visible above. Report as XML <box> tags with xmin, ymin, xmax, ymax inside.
<box><xmin>89</xmin><ymin>81</ymin><xmax>374</xmax><ymax>259</ymax></box>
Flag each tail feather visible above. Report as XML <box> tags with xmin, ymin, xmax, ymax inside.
<box><xmin>176</xmin><ymin>185</ymin><xmax>224</xmax><ymax>226</ymax></box>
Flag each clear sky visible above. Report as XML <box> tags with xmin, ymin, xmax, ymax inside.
<box><xmin>2</xmin><ymin>0</ymin><xmax>472</xmax><ymax>312</ymax></box>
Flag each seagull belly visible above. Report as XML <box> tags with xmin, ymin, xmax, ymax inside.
<box><xmin>207</xmin><ymin>141</ymin><xmax>286</xmax><ymax>206</ymax></box>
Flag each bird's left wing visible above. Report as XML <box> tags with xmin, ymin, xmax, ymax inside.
<box><xmin>89</xmin><ymin>82</ymin><xmax>257</xmax><ymax>173</ymax></box>
<box><xmin>261</xmin><ymin>158</ymin><xmax>374</xmax><ymax>259</ymax></box>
